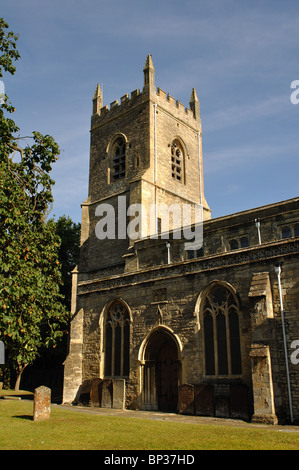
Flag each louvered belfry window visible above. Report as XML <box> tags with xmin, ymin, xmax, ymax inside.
<box><xmin>171</xmin><ymin>140</ymin><xmax>183</xmax><ymax>182</ymax></box>
<box><xmin>112</xmin><ymin>137</ymin><xmax>126</xmax><ymax>180</ymax></box>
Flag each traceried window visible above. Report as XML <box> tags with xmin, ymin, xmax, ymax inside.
<box><xmin>202</xmin><ymin>284</ymin><xmax>242</xmax><ymax>377</ymax></box>
<box><xmin>104</xmin><ymin>301</ymin><xmax>130</xmax><ymax>377</ymax></box>
<box><xmin>112</xmin><ymin>137</ymin><xmax>126</xmax><ymax>180</ymax></box>
<box><xmin>171</xmin><ymin>140</ymin><xmax>184</xmax><ymax>182</ymax></box>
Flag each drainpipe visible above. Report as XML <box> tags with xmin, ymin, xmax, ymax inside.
<box><xmin>197</xmin><ymin>131</ymin><xmax>204</xmax><ymax>237</ymax></box>
<box><xmin>274</xmin><ymin>263</ymin><xmax>294</xmax><ymax>423</ymax></box>
<box><xmin>166</xmin><ymin>243</ymin><xmax>171</xmax><ymax>264</ymax></box>
<box><xmin>255</xmin><ymin>218</ymin><xmax>261</xmax><ymax>245</ymax></box>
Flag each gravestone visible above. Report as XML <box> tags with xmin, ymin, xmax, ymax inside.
<box><xmin>178</xmin><ymin>384</ymin><xmax>194</xmax><ymax>415</ymax></box>
<box><xmin>101</xmin><ymin>379</ymin><xmax>113</xmax><ymax>408</ymax></box>
<box><xmin>230</xmin><ymin>384</ymin><xmax>249</xmax><ymax>420</ymax></box>
<box><xmin>215</xmin><ymin>396</ymin><xmax>230</xmax><ymax>418</ymax></box>
<box><xmin>33</xmin><ymin>386</ymin><xmax>51</xmax><ymax>421</ymax></box>
<box><xmin>214</xmin><ymin>383</ymin><xmax>230</xmax><ymax>418</ymax></box>
<box><xmin>90</xmin><ymin>378</ymin><xmax>102</xmax><ymax>407</ymax></box>
<box><xmin>78</xmin><ymin>379</ymin><xmax>93</xmax><ymax>405</ymax></box>
<box><xmin>194</xmin><ymin>384</ymin><xmax>214</xmax><ymax>416</ymax></box>
<box><xmin>112</xmin><ymin>379</ymin><xmax>125</xmax><ymax>409</ymax></box>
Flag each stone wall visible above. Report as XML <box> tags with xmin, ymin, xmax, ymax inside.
<box><xmin>63</xmin><ymin>56</ymin><xmax>299</xmax><ymax>423</ymax></box>
<box><xmin>64</xmin><ymin>208</ymin><xmax>299</xmax><ymax>421</ymax></box>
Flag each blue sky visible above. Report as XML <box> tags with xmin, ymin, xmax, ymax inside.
<box><xmin>2</xmin><ymin>0</ymin><xmax>299</xmax><ymax>223</ymax></box>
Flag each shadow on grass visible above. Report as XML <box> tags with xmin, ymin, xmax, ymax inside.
<box><xmin>12</xmin><ymin>415</ymin><xmax>33</xmax><ymax>421</ymax></box>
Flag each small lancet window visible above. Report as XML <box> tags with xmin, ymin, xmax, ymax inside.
<box><xmin>112</xmin><ymin>137</ymin><xmax>126</xmax><ymax>181</ymax></box>
<box><xmin>171</xmin><ymin>140</ymin><xmax>184</xmax><ymax>182</ymax></box>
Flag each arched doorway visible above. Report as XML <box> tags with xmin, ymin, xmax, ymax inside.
<box><xmin>139</xmin><ymin>328</ymin><xmax>181</xmax><ymax>412</ymax></box>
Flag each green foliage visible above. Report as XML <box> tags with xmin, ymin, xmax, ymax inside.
<box><xmin>0</xmin><ymin>19</ymin><xmax>69</xmax><ymax>388</ymax></box>
<box><xmin>0</xmin><ymin>19</ymin><xmax>20</xmax><ymax>78</ymax></box>
<box><xmin>53</xmin><ymin>215</ymin><xmax>80</xmax><ymax>310</ymax></box>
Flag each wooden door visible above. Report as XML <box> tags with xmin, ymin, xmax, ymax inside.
<box><xmin>157</xmin><ymin>341</ymin><xmax>178</xmax><ymax>412</ymax></box>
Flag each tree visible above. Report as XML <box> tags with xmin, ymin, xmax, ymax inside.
<box><xmin>0</xmin><ymin>19</ymin><xmax>69</xmax><ymax>390</ymax></box>
<box><xmin>54</xmin><ymin>215</ymin><xmax>80</xmax><ymax>311</ymax></box>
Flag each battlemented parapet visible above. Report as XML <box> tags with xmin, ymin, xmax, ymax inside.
<box><xmin>155</xmin><ymin>86</ymin><xmax>201</xmax><ymax>131</ymax></box>
<box><xmin>91</xmin><ymin>55</ymin><xmax>200</xmax><ymax>131</ymax></box>
<box><xmin>91</xmin><ymin>87</ymin><xmax>144</xmax><ymax>129</ymax></box>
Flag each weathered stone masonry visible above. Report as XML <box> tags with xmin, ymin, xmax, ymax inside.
<box><xmin>63</xmin><ymin>56</ymin><xmax>299</xmax><ymax>424</ymax></box>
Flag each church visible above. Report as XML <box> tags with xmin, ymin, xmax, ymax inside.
<box><xmin>63</xmin><ymin>55</ymin><xmax>299</xmax><ymax>424</ymax></box>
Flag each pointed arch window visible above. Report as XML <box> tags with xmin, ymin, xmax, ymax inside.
<box><xmin>171</xmin><ymin>140</ymin><xmax>184</xmax><ymax>183</ymax></box>
<box><xmin>112</xmin><ymin>136</ymin><xmax>126</xmax><ymax>180</ymax></box>
<box><xmin>202</xmin><ymin>284</ymin><xmax>242</xmax><ymax>377</ymax></box>
<box><xmin>104</xmin><ymin>301</ymin><xmax>130</xmax><ymax>377</ymax></box>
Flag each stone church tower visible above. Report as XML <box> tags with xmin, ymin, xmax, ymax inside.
<box><xmin>63</xmin><ymin>56</ymin><xmax>299</xmax><ymax>425</ymax></box>
<box><xmin>79</xmin><ymin>55</ymin><xmax>210</xmax><ymax>274</ymax></box>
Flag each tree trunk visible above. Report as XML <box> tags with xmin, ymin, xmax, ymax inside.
<box><xmin>14</xmin><ymin>364</ymin><xmax>28</xmax><ymax>391</ymax></box>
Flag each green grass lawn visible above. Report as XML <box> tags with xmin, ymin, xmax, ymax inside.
<box><xmin>0</xmin><ymin>399</ymin><xmax>298</xmax><ymax>450</ymax></box>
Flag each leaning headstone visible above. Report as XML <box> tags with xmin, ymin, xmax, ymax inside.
<box><xmin>33</xmin><ymin>386</ymin><xmax>51</xmax><ymax>421</ymax></box>
<box><xmin>112</xmin><ymin>379</ymin><xmax>125</xmax><ymax>409</ymax></box>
